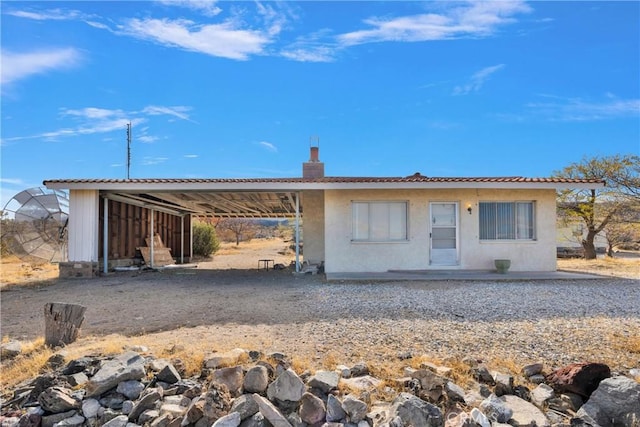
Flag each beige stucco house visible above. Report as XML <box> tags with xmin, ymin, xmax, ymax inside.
<box><xmin>44</xmin><ymin>147</ymin><xmax>603</xmax><ymax>277</ymax></box>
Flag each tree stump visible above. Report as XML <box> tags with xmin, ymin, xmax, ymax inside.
<box><xmin>44</xmin><ymin>303</ymin><xmax>87</xmax><ymax>347</ymax></box>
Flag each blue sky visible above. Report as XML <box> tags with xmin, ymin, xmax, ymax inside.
<box><xmin>1</xmin><ymin>1</ymin><xmax>639</xmax><ymax>206</ymax></box>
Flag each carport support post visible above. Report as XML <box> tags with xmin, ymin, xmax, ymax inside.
<box><xmin>150</xmin><ymin>209</ymin><xmax>155</xmax><ymax>268</ymax></box>
<box><xmin>103</xmin><ymin>197</ymin><xmax>108</xmax><ymax>274</ymax></box>
<box><xmin>180</xmin><ymin>215</ymin><xmax>184</xmax><ymax>264</ymax></box>
<box><xmin>295</xmin><ymin>192</ymin><xmax>300</xmax><ymax>272</ymax></box>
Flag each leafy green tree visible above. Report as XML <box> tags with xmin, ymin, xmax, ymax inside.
<box><xmin>554</xmin><ymin>154</ymin><xmax>640</xmax><ymax>259</ymax></box>
<box><xmin>192</xmin><ymin>221</ymin><xmax>220</xmax><ymax>257</ymax></box>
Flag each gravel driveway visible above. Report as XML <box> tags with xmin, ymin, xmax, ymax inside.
<box><xmin>1</xmin><ymin>269</ymin><xmax>638</xmax><ymax>371</ymax></box>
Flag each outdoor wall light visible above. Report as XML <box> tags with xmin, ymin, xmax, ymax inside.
<box><xmin>467</xmin><ymin>204</ymin><xmax>473</xmax><ymax>215</ymax></box>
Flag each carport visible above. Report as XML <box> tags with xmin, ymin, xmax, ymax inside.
<box><xmin>42</xmin><ymin>178</ymin><xmax>321</xmax><ymax>275</ymax></box>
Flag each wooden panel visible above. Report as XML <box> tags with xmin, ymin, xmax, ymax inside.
<box><xmin>137</xmin><ymin>247</ymin><xmax>174</xmax><ymax>266</ymax></box>
<box><xmin>98</xmin><ymin>199</ymin><xmax>189</xmax><ymax>262</ymax></box>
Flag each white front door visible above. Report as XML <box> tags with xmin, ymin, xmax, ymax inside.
<box><xmin>430</xmin><ymin>202</ymin><xmax>459</xmax><ymax>266</ymax></box>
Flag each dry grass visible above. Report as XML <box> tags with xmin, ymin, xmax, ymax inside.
<box><xmin>0</xmin><ymin>255</ymin><xmax>58</xmax><ymax>289</ymax></box>
<box><xmin>557</xmin><ymin>255</ymin><xmax>639</xmax><ymax>279</ymax></box>
<box><xmin>610</xmin><ymin>332</ymin><xmax>640</xmax><ymax>355</ymax></box>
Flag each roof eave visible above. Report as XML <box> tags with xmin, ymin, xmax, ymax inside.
<box><xmin>44</xmin><ymin>180</ymin><xmax>605</xmax><ymax>191</ymax></box>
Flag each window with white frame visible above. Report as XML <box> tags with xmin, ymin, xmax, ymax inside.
<box><xmin>352</xmin><ymin>201</ymin><xmax>408</xmax><ymax>242</ymax></box>
<box><xmin>479</xmin><ymin>201</ymin><xmax>535</xmax><ymax>240</ymax></box>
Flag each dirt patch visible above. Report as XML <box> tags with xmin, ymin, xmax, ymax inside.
<box><xmin>1</xmin><ymin>239</ymin><xmax>638</xmax><ymax>383</ymax></box>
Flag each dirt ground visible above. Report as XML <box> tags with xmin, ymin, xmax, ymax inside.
<box><xmin>1</xmin><ymin>238</ymin><xmax>638</xmax><ymax>383</ymax></box>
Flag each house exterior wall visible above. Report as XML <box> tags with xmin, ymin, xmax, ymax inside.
<box><xmin>302</xmin><ymin>190</ymin><xmax>325</xmax><ymax>265</ymax></box>
<box><xmin>323</xmin><ymin>188</ymin><xmax>558</xmax><ymax>273</ymax></box>
<box><xmin>68</xmin><ymin>189</ymin><xmax>100</xmax><ymax>262</ymax></box>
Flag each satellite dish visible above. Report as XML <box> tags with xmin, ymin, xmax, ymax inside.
<box><xmin>2</xmin><ymin>187</ymin><xmax>69</xmax><ymax>263</ymax></box>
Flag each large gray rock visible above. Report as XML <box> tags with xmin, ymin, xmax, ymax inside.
<box><xmin>500</xmin><ymin>395</ymin><xmax>550</xmax><ymax>427</ymax></box>
<box><xmin>86</xmin><ymin>352</ymin><xmax>146</xmax><ymax>397</ymax></box>
<box><xmin>307</xmin><ymin>370</ymin><xmax>340</xmax><ymax>393</ymax></box>
<box><xmin>388</xmin><ymin>393</ymin><xmax>443</xmax><ymax>427</ymax></box>
<box><xmin>101</xmin><ymin>415</ymin><xmax>129</xmax><ymax>427</ymax></box>
<box><xmin>266</xmin><ymin>368</ymin><xmax>306</xmax><ymax>403</ymax></box>
<box><xmin>54</xmin><ymin>413</ymin><xmax>85</xmax><ymax>427</ymax></box>
<box><xmin>470</xmin><ymin>408</ymin><xmax>490</xmax><ymax>427</ymax></box>
<box><xmin>230</xmin><ymin>394</ymin><xmax>259</xmax><ymax>420</ymax></box>
<box><xmin>128</xmin><ymin>388</ymin><xmax>163</xmax><ymax>422</ymax></box>
<box><xmin>213</xmin><ymin>366</ymin><xmax>244</xmax><ymax>397</ymax></box>
<box><xmin>342</xmin><ymin>395</ymin><xmax>368</xmax><ymax>423</ymax></box>
<box><xmin>183</xmin><ymin>396</ymin><xmax>205</xmax><ymax>425</ymax></box>
<box><xmin>212</xmin><ymin>412</ymin><xmax>241</xmax><ymax>427</ymax></box>
<box><xmin>117</xmin><ymin>380</ymin><xmax>145</xmax><ymax>400</ymax></box>
<box><xmin>521</xmin><ymin>363</ymin><xmax>543</xmax><ymax>378</ymax></box>
<box><xmin>1</xmin><ymin>340</ymin><xmax>22</xmax><ymax>359</ymax></box>
<box><xmin>243</xmin><ymin>366</ymin><xmax>270</xmax><ymax>394</ymax></box>
<box><xmin>326</xmin><ymin>394</ymin><xmax>347</xmax><ymax>422</ymax></box>
<box><xmin>480</xmin><ymin>394</ymin><xmax>512</xmax><ymax>423</ymax></box>
<box><xmin>42</xmin><ymin>410</ymin><xmax>77</xmax><ymax>427</ymax></box>
<box><xmin>575</xmin><ymin>376</ymin><xmax>640</xmax><ymax>427</ymax></box>
<box><xmin>157</xmin><ymin>364</ymin><xmax>181</xmax><ymax>384</ymax></box>
<box><xmin>252</xmin><ymin>394</ymin><xmax>292</xmax><ymax>427</ymax></box>
<box><xmin>239</xmin><ymin>412</ymin><xmax>268</xmax><ymax>427</ymax></box>
<box><xmin>38</xmin><ymin>387</ymin><xmax>81</xmax><ymax>413</ymax></box>
<box><xmin>445</xmin><ymin>381</ymin><xmax>466</xmax><ymax>402</ymax></box>
<box><xmin>81</xmin><ymin>398</ymin><xmax>102</xmax><ymax>419</ymax></box>
<box><xmin>299</xmin><ymin>392</ymin><xmax>326</xmax><ymax>425</ymax></box>
<box><xmin>530</xmin><ymin>383</ymin><xmax>555</xmax><ymax>408</ymax></box>
<box><xmin>66</xmin><ymin>373</ymin><xmax>88</xmax><ymax>387</ymax></box>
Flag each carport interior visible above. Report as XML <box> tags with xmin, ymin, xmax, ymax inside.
<box><xmin>99</xmin><ymin>190</ymin><xmax>302</xmax><ymax>268</ymax></box>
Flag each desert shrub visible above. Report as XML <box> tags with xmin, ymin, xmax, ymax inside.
<box><xmin>192</xmin><ymin>222</ymin><xmax>220</xmax><ymax>257</ymax></box>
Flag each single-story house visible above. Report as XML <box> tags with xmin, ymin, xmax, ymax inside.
<box><xmin>43</xmin><ymin>147</ymin><xmax>604</xmax><ymax>277</ymax></box>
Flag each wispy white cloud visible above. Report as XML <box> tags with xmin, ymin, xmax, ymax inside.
<box><xmin>141</xmin><ymin>156</ymin><xmax>169</xmax><ymax>166</ymax></box>
<box><xmin>184</xmin><ymin>154</ymin><xmax>199</xmax><ymax>158</ymax></box>
<box><xmin>338</xmin><ymin>1</ymin><xmax>531</xmax><ymax>46</ymax></box>
<box><xmin>138</xmin><ymin>135</ymin><xmax>159</xmax><ymax>143</ymax></box>
<box><xmin>453</xmin><ymin>64</ymin><xmax>505</xmax><ymax>95</ymax></box>
<box><xmin>5</xmin><ymin>8</ymin><xmax>83</xmax><ymax>21</ymax></box>
<box><xmin>4</xmin><ymin>105</ymin><xmax>193</xmax><ymax>143</ymax></box>
<box><xmin>0</xmin><ymin>178</ymin><xmax>26</xmax><ymax>186</ymax></box>
<box><xmin>258</xmin><ymin>141</ymin><xmax>278</xmax><ymax>152</ymax></box>
<box><xmin>142</xmin><ymin>105</ymin><xmax>193</xmax><ymax>121</ymax></box>
<box><xmin>1</xmin><ymin>48</ymin><xmax>82</xmax><ymax>85</ymax></box>
<box><xmin>157</xmin><ymin>0</ymin><xmax>222</xmax><ymax>17</ymax></box>
<box><xmin>63</xmin><ymin>107</ymin><xmax>125</xmax><ymax>119</ymax></box>
<box><xmin>281</xmin><ymin>29</ymin><xmax>338</xmax><ymax>62</ymax></box>
<box><xmin>526</xmin><ymin>96</ymin><xmax>640</xmax><ymax>122</ymax></box>
<box><xmin>119</xmin><ymin>18</ymin><xmax>272</xmax><ymax>60</ymax></box>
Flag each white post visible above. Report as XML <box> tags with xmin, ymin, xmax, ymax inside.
<box><xmin>189</xmin><ymin>214</ymin><xmax>193</xmax><ymax>261</ymax></box>
<box><xmin>180</xmin><ymin>215</ymin><xmax>185</xmax><ymax>264</ymax></box>
<box><xmin>295</xmin><ymin>193</ymin><xmax>300</xmax><ymax>273</ymax></box>
<box><xmin>103</xmin><ymin>198</ymin><xmax>108</xmax><ymax>274</ymax></box>
<box><xmin>150</xmin><ymin>209</ymin><xmax>155</xmax><ymax>268</ymax></box>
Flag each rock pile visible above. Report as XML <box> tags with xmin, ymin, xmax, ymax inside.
<box><xmin>1</xmin><ymin>348</ymin><xmax>639</xmax><ymax>427</ymax></box>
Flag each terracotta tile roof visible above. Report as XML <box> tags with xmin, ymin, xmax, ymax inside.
<box><xmin>43</xmin><ymin>176</ymin><xmax>605</xmax><ymax>184</ymax></box>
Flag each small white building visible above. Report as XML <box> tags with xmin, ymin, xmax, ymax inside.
<box><xmin>44</xmin><ymin>147</ymin><xmax>603</xmax><ymax>277</ymax></box>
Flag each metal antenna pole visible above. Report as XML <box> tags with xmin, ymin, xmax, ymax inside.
<box><xmin>126</xmin><ymin>122</ymin><xmax>132</xmax><ymax>179</ymax></box>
